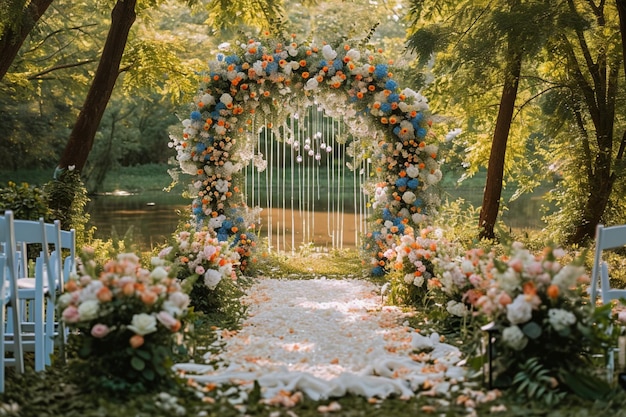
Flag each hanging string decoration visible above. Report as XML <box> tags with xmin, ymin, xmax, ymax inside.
<box><xmin>169</xmin><ymin>36</ymin><xmax>442</xmax><ymax>275</ymax></box>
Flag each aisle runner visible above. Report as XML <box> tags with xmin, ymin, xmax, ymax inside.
<box><xmin>175</xmin><ymin>278</ymin><xmax>466</xmax><ymax>402</ymax></box>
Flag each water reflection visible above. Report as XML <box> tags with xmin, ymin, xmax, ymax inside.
<box><xmin>86</xmin><ymin>188</ymin><xmax>551</xmax><ymax>252</ymax></box>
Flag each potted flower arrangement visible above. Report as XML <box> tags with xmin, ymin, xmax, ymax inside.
<box><xmin>462</xmin><ymin>242</ymin><xmax>616</xmax><ymax>404</ymax></box>
<box><xmin>58</xmin><ymin>250</ymin><xmax>190</xmax><ymax>394</ymax></box>
<box><xmin>159</xmin><ymin>227</ymin><xmax>243</xmax><ymax>315</ymax></box>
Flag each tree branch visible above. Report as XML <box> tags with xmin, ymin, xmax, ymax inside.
<box><xmin>27</xmin><ymin>59</ymin><xmax>97</xmax><ymax>80</ymax></box>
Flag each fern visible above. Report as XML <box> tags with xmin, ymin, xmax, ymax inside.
<box><xmin>512</xmin><ymin>358</ymin><xmax>566</xmax><ymax>406</ymax></box>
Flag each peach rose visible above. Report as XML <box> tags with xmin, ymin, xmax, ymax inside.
<box><xmin>129</xmin><ymin>334</ymin><xmax>144</xmax><ymax>348</ymax></box>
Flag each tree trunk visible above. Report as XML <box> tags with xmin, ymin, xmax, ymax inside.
<box><xmin>0</xmin><ymin>0</ymin><xmax>55</xmax><ymax>80</ymax></box>
<box><xmin>478</xmin><ymin>45</ymin><xmax>522</xmax><ymax>240</ymax></box>
<box><xmin>57</xmin><ymin>0</ymin><xmax>137</xmax><ymax>172</ymax></box>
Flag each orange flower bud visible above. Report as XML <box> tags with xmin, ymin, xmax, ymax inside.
<box><xmin>129</xmin><ymin>334</ymin><xmax>144</xmax><ymax>349</ymax></box>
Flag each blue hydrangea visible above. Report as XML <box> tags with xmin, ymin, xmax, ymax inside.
<box><xmin>216</xmin><ymin>53</ymin><xmax>225</xmax><ymax>62</ymax></box>
<box><xmin>225</xmin><ymin>55</ymin><xmax>240</xmax><ymax>65</ymax></box>
<box><xmin>266</xmin><ymin>61</ymin><xmax>278</xmax><ymax>74</ymax></box>
<box><xmin>217</xmin><ymin>232</ymin><xmax>228</xmax><ymax>241</ymax></box>
<box><xmin>380</xmin><ymin>103</ymin><xmax>392</xmax><ymax>114</ymax></box>
<box><xmin>385</xmin><ymin>80</ymin><xmax>398</xmax><ymax>91</ymax></box>
<box><xmin>190</xmin><ymin>111</ymin><xmax>202</xmax><ymax>121</ymax></box>
<box><xmin>382</xmin><ymin>208</ymin><xmax>393</xmax><ymax>221</ymax></box>
<box><xmin>374</xmin><ymin>64</ymin><xmax>388</xmax><ymax>79</ymax></box>
<box><xmin>407</xmin><ymin>179</ymin><xmax>419</xmax><ymax>190</ymax></box>
<box><xmin>222</xmin><ymin>220</ymin><xmax>233</xmax><ymax>231</ymax></box>
<box><xmin>371</xmin><ymin>266</ymin><xmax>385</xmax><ymax>276</ymax></box>
<box><xmin>193</xmin><ymin>205</ymin><xmax>203</xmax><ymax>215</ymax></box>
<box><xmin>414</xmin><ymin>198</ymin><xmax>423</xmax><ymax>207</ymax></box>
<box><xmin>388</xmin><ymin>93</ymin><xmax>400</xmax><ymax>103</ymax></box>
<box><xmin>416</xmin><ymin>127</ymin><xmax>427</xmax><ymax>138</ymax></box>
<box><xmin>333</xmin><ymin>60</ymin><xmax>343</xmax><ymax>70</ymax></box>
<box><xmin>215</xmin><ymin>102</ymin><xmax>226</xmax><ymax>111</ymax></box>
<box><xmin>395</xmin><ymin>177</ymin><xmax>409</xmax><ymax>188</ymax></box>
<box><xmin>393</xmin><ymin>126</ymin><xmax>401</xmax><ymax>137</ymax></box>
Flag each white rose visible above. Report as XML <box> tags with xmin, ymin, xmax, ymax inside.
<box><xmin>446</xmin><ymin>300</ymin><xmax>468</xmax><ymax>317</ymax></box>
<box><xmin>406</xmin><ymin>164</ymin><xmax>419</xmax><ymax>178</ymax></box>
<box><xmin>322</xmin><ymin>44</ymin><xmax>337</xmax><ymax>60</ymax></box>
<box><xmin>204</xmin><ymin>269</ymin><xmax>222</xmax><ymax>290</ymax></box>
<box><xmin>502</xmin><ymin>325</ymin><xmax>528</xmax><ymax>351</ymax></box>
<box><xmin>402</xmin><ymin>191</ymin><xmax>417</xmax><ymax>204</ymax></box>
<box><xmin>150</xmin><ymin>266</ymin><xmax>169</xmax><ymax>281</ymax></box>
<box><xmin>200</xmin><ymin>93</ymin><xmax>215</xmax><ymax>106</ymax></box>
<box><xmin>304</xmin><ymin>78</ymin><xmax>319</xmax><ymax>91</ymax></box>
<box><xmin>346</xmin><ymin>49</ymin><xmax>361</xmax><ymax>61</ymax></box>
<box><xmin>506</xmin><ymin>294</ymin><xmax>533</xmax><ymax>325</ymax></box>
<box><xmin>78</xmin><ymin>299</ymin><xmax>100</xmax><ymax>321</ymax></box>
<box><xmin>127</xmin><ymin>313</ymin><xmax>158</xmax><ymax>336</ymax></box>
<box><xmin>220</xmin><ymin>93</ymin><xmax>233</xmax><ymax>105</ymax></box>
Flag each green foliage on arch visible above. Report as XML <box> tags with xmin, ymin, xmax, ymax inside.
<box><xmin>169</xmin><ymin>35</ymin><xmax>442</xmax><ymax>274</ymax></box>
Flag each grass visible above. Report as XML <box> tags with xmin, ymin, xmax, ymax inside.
<box><xmin>3</xmin><ymin>250</ymin><xmax>626</xmax><ymax>416</ymax></box>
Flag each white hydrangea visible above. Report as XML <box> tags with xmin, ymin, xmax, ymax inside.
<box><xmin>502</xmin><ymin>325</ymin><xmax>528</xmax><ymax>351</ymax></box>
<box><xmin>548</xmin><ymin>308</ymin><xmax>577</xmax><ymax>333</ymax></box>
<box><xmin>506</xmin><ymin>294</ymin><xmax>533</xmax><ymax>325</ymax></box>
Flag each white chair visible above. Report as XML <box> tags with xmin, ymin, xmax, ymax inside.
<box><xmin>0</xmin><ymin>211</ymin><xmax>25</xmax><ymax>391</ymax></box>
<box><xmin>589</xmin><ymin>223</ymin><xmax>626</xmax><ymax>305</ymax></box>
<box><xmin>58</xmin><ymin>228</ymin><xmax>76</xmax><ymax>286</ymax></box>
<box><xmin>11</xmin><ymin>217</ymin><xmax>61</xmax><ymax>371</ymax></box>
<box><xmin>589</xmin><ymin>223</ymin><xmax>626</xmax><ymax>381</ymax></box>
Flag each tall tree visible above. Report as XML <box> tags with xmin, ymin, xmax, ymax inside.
<box><xmin>0</xmin><ymin>0</ymin><xmax>55</xmax><ymax>80</ymax></box>
<box><xmin>540</xmin><ymin>0</ymin><xmax>625</xmax><ymax>244</ymax></box>
<box><xmin>406</xmin><ymin>0</ymin><xmax>558</xmax><ymax>239</ymax></box>
<box><xmin>479</xmin><ymin>25</ymin><xmax>522</xmax><ymax>239</ymax></box>
<box><xmin>56</xmin><ymin>0</ymin><xmax>137</xmax><ymax>173</ymax></box>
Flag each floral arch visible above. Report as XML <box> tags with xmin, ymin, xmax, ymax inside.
<box><xmin>169</xmin><ymin>35</ymin><xmax>442</xmax><ymax>275</ymax></box>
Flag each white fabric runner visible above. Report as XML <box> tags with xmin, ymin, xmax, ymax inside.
<box><xmin>175</xmin><ymin>277</ymin><xmax>466</xmax><ymax>402</ymax></box>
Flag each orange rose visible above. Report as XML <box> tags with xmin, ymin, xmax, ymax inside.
<box><xmin>97</xmin><ymin>286</ymin><xmax>112</xmax><ymax>303</ymax></box>
<box><xmin>547</xmin><ymin>284</ymin><xmax>559</xmax><ymax>299</ymax></box>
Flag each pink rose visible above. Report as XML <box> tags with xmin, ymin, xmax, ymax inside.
<box><xmin>618</xmin><ymin>311</ymin><xmax>626</xmax><ymax>323</ymax></box>
<box><xmin>90</xmin><ymin>323</ymin><xmax>110</xmax><ymax>338</ymax></box>
<box><xmin>195</xmin><ymin>265</ymin><xmax>205</xmax><ymax>275</ymax></box>
<box><xmin>156</xmin><ymin>311</ymin><xmax>181</xmax><ymax>332</ymax></box>
<box><xmin>62</xmin><ymin>306</ymin><xmax>80</xmax><ymax>323</ymax></box>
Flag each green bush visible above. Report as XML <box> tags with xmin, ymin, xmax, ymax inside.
<box><xmin>0</xmin><ymin>181</ymin><xmax>50</xmax><ymax>220</ymax></box>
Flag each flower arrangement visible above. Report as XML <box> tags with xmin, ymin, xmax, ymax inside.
<box><xmin>460</xmin><ymin>242</ymin><xmax>615</xmax><ymax>403</ymax></box>
<box><xmin>58</xmin><ymin>250</ymin><xmax>190</xmax><ymax>393</ymax></box>
<box><xmin>160</xmin><ymin>227</ymin><xmax>243</xmax><ymax>315</ymax></box>
<box><xmin>170</xmin><ymin>35</ymin><xmax>441</xmax><ymax>273</ymax></box>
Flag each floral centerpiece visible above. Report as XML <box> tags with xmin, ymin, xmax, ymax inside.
<box><xmin>58</xmin><ymin>250</ymin><xmax>190</xmax><ymax>394</ymax></box>
<box><xmin>159</xmin><ymin>227</ymin><xmax>243</xmax><ymax>315</ymax></box>
<box><xmin>462</xmin><ymin>242</ymin><xmax>615</xmax><ymax>403</ymax></box>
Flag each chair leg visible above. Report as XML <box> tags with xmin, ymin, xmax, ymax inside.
<box><xmin>33</xmin><ymin>296</ymin><xmax>45</xmax><ymax>372</ymax></box>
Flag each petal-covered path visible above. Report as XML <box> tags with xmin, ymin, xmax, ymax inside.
<box><xmin>175</xmin><ymin>278</ymin><xmax>466</xmax><ymax>405</ymax></box>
